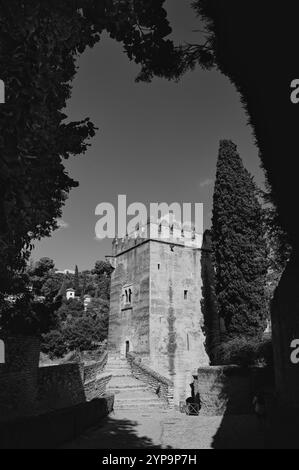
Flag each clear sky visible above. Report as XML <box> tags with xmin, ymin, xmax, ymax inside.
<box><xmin>33</xmin><ymin>1</ymin><xmax>265</xmax><ymax>272</ymax></box>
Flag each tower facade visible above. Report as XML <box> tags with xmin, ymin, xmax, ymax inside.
<box><xmin>106</xmin><ymin>218</ymin><xmax>209</xmax><ymax>405</ymax></box>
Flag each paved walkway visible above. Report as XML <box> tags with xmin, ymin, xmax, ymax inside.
<box><xmin>62</xmin><ymin>409</ymin><xmax>266</xmax><ymax>449</ymax></box>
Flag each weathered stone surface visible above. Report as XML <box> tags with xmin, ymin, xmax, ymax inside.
<box><xmin>127</xmin><ymin>352</ymin><xmax>174</xmax><ymax>407</ymax></box>
<box><xmin>108</xmin><ymin>241</ymin><xmax>151</xmax><ymax>358</ymax></box>
<box><xmin>193</xmin><ymin>366</ymin><xmax>274</xmax><ymax>416</ymax></box>
<box><xmin>107</xmin><ymin>219</ymin><xmax>209</xmax><ymax>406</ymax></box>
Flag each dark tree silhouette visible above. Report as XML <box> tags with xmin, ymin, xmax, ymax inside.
<box><xmin>92</xmin><ymin>261</ymin><xmax>114</xmax><ymax>301</ymax></box>
<box><xmin>183</xmin><ymin>0</ymin><xmax>299</xmax><ymax>411</ymax></box>
<box><xmin>74</xmin><ymin>265</ymin><xmax>80</xmax><ymax>297</ymax></box>
<box><xmin>212</xmin><ymin>140</ymin><xmax>268</xmax><ymax>338</ymax></box>
<box><xmin>201</xmin><ymin>230</ymin><xmax>220</xmax><ymax>364</ymax></box>
<box><xmin>133</xmin><ymin>0</ymin><xmax>299</xmax><ymax>408</ymax></box>
<box><xmin>0</xmin><ymin>0</ymin><xmax>179</xmax><ymax>296</ymax></box>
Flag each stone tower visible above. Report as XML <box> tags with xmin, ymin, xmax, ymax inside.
<box><xmin>106</xmin><ymin>217</ymin><xmax>209</xmax><ymax>405</ymax></box>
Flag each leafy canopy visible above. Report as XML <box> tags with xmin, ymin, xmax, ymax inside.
<box><xmin>0</xmin><ymin>0</ymin><xmax>178</xmax><ymax>294</ymax></box>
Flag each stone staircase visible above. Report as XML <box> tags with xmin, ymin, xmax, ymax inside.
<box><xmin>105</xmin><ymin>357</ymin><xmax>166</xmax><ymax>411</ymax></box>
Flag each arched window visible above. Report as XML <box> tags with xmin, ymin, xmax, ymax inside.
<box><xmin>122</xmin><ymin>285</ymin><xmax>133</xmax><ymax>309</ymax></box>
<box><xmin>0</xmin><ymin>340</ymin><xmax>5</xmax><ymax>364</ymax></box>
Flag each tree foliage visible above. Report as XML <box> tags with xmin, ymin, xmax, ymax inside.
<box><xmin>41</xmin><ymin>296</ymin><xmax>109</xmax><ymax>357</ymax></box>
<box><xmin>201</xmin><ymin>230</ymin><xmax>220</xmax><ymax>363</ymax></box>
<box><xmin>92</xmin><ymin>260</ymin><xmax>114</xmax><ymax>300</ymax></box>
<box><xmin>27</xmin><ymin>257</ymin><xmax>55</xmax><ymax>295</ymax></box>
<box><xmin>174</xmin><ymin>1</ymin><xmax>298</xmax><ymax>254</ymax></box>
<box><xmin>212</xmin><ymin>140</ymin><xmax>268</xmax><ymax>338</ymax></box>
<box><xmin>0</xmin><ymin>293</ymin><xmax>59</xmax><ymax>336</ymax></box>
<box><xmin>38</xmin><ymin>259</ymin><xmax>112</xmax><ymax>355</ymax></box>
<box><xmin>0</xmin><ymin>0</ymin><xmax>178</xmax><ymax>295</ymax></box>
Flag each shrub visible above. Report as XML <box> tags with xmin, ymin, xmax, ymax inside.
<box><xmin>41</xmin><ymin>330</ymin><xmax>68</xmax><ymax>359</ymax></box>
<box><xmin>214</xmin><ymin>336</ymin><xmax>273</xmax><ymax>367</ymax></box>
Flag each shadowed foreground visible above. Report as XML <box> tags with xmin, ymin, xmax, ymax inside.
<box><xmin>62</xmin><ymin>410</ymin><xmax>266</xmax><ymax>449</ymax></box>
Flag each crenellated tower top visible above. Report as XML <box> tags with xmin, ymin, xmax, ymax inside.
<box><xmin>111</xmin><ymin>215</ymin><xmax>203</xmax><ymax>256</ymax></box>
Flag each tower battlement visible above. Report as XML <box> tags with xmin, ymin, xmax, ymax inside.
<box><xmin>112</xmin><ymin>217</ymin><xmax>203</xmax><ymax>256</ymax></box>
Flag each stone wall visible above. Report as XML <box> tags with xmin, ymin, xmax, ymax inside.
<box><xmin>149</xmin><ymin>240</ymin><xmax>209</xmax><ymax>405</ymax></box>
<box><xmin>38</xmin><ymin>363</ymin><xmax>112</xmax><ymax>412</ymax></box>
<box><xmin>193</xmin><ymin>366</ymin><xmax>274</xmax><ymax>416</ymax></box>
<box><xmin>84</xmin><ymin>372</ymin><xmax>112</xmax><ymax>401</ymax></box>
<box><xmin>108</xmin><ymin>242</ymin><xmax>150</xmax><ymax>358</ymax></box>
<box><xmin>0</xmin><ymin>336</ymin><xmax>112</xmax><ymax>421</ymax></box>
<box><xmin>0</xmin><ymin>336</ymin><xmax>41</xmax><ymax>418</ymax></box>
<box><xmin>108</xmin><ymin>232</ymin><xmax>209</xmax><ymax>407</ymax></box>
<box><xmin>83</xmin><ymin>351</ymin><xmax>108</xmax><ymax>387</ymax></box>
<box><xmin>0</xmin><ymin>395</ymin><xmax>114</xmax><ymax>449</ymax></box>
<box><xmin>127</xmin><ymin>353</ymin><xmax>174</xmax><ymax>407</ymax></box>
<box><xmin>37</xmin><ymin>363</ymin><xmax>85</xmax><ymax>413</ymax></box>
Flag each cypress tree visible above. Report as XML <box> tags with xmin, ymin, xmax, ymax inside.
<box><xmin>74</xmin><ymin>265</ymin><xmax>80</xmax><ymax>297</ymax></box>
<box><xmin>212</xmin><ymin>140</ymin><xmax>268</xmax><ymax>338</ymax></box>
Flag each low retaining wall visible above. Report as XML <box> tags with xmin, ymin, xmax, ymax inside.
<box><xmin>0</xmin><ymin>395</ymin><xmax>114</xmax><ymax>449</ymax></box>
<box><xmin>83</xmin><ymin>351</ymin><xmax>108</xmax><ymax>383</ymax></box>
<box><xmin>38</xmin><ymin>363</ymin><xmax>85</xmax><ymax>413</ymax></box>
<box><xmin>193</xmin><ymin>366</ymin><xmax>274</xmax><ymax>416</ymax></box>
<box><xmin>84</xmin><ymin>372</ymin><xmax>112</xmax><ymax>401</ymax></box>
<box><xmin>0</xmin><ymin>337</ymin><xmax>112</xmax><ymax>421</ymax></box>
<box><xmin>0</xmin><ymin>336</ymin><xmax>41</xmax><ymax>418</ymax></box>
<box><xmin>38</xmin><ymin>362</ymin><xmax>112</xmax><ymax>411</ymax></box>
<box><xmin>127</xmin><ymin>353</ymin><xmax>174</xmax><ymax>407</ymax></box>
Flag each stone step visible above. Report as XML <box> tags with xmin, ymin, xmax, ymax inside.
<box><xmin>108</xmin><ymin>385</ymin><xmax>148</xmax><ymax>392</ymax></box>
<box><xmin>106</xmin><ymin>359</ymin><xmax>129</xmax><ymax>364</ymax></box>
<box><xmin>104</xmin><ymin>368</ymin><xmax>132</xmax><ymax>375</ymax></box>
<box><xmin>107</xmin><ymin>380</ymin><xmax>147</xmax><ymax>391</ymax></box>
<box><xmin>110</xmin><ymin>389</ymin><xmax>148</xmax><ymax>395</ymax></box>
<box><xmin>109</xmin><ymin>386</ymin><xmax>150</xmax><ymax>394</ymax></box>
<box><xmin>105</xmin><ymin>357</ymin><xmax>167</xmax><ymax>410</ymax></box>
<box><xmin>113</xmin><ymin>390</ymin><xmax>161</xmax><ymax>400</ymax></box>
<box><xmin>108</xmin><ymin>382</ymin><xmax>147</xmax><ymax>390</ymax></box>
<box><xmin>114</xmin><ymin>396</ymin><xmax>163</xmax><ymax>403</ymax></box>
<box><xmin>105</xmin><ymin>364</ymin><xmax>131</xmax><ymax>370</ymax></box>
<box><xmin>115</xmin><ymin>402</ymin><xmax>165</xmax><ymax>410</ymax></box>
